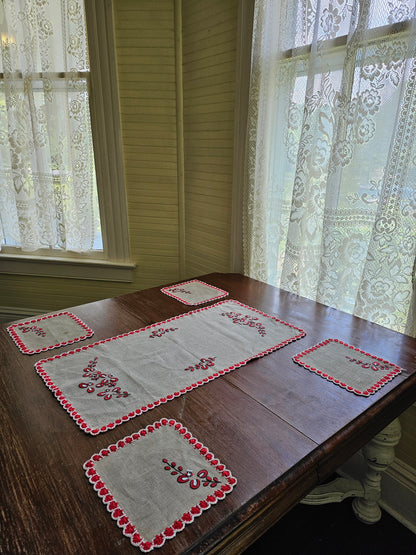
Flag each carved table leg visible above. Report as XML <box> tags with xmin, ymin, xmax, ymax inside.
<box><xmin>301</xmin><ymin>418</ymin><xmax>402</xmax><ymax>524</ymax></box>
<box><xmin>352</xmin><ymin>418</ymin><xmax>401</xmax><ymax>523</ymax></box>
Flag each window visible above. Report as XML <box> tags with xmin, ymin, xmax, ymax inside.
<box><xmin>243</xmin><ymin>0</ymin><xmax>416</xmax><ymax>335</ymax></box>
<box><xmin>0</xmin><ymin>0</ymin><xmax>132</xmax><ymax>281</ymax></box>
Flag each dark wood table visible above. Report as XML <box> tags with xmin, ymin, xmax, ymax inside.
<box><xmin>1</xmin><ymin>273</ymin><xmax>416</xmax><ymax>554</ymax></box>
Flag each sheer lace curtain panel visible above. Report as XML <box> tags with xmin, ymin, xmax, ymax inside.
<box><xmin>243</xmin><ymin>0</ymin><xmax>416</xmax><ymax>336</ymax></box>
<box><xmin>0</xmin><ymin>0</ymin><xmax>100</xmax><ymax>254</ymax></box>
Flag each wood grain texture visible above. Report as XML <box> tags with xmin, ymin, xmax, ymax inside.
<box><xmin>1</xmin><ymin>273</ymin><xmax>416</xmax><ymax>554</ymax></box>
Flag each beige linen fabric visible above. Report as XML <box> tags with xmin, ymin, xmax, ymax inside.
<box><xmin>161</xmin><ymin>280</ymin><xmax>228</xmax><ymax>305</ymax></box>
<box><xmin>36</xmin><ymin>300</ymin><xmax>305</xmax><ymax>433</ymax></box>
<box><xmin>294</xmin><ymin>339</ymin><xmax>402</xmax><ymax>396</ymax></box>
<box><xmin>8</xmin><ymin>312</ymin><xmax>93</xmax><ymax>354</ymax></box>
<box><xmin>86</xmin><ymin>422</ymin><xmax>234</xmax><ymax>546</ymax></box>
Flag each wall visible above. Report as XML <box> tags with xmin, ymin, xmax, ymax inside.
<box><xmin>114</xmin><ymin>0</ymin><xmax>182</xmax><ymax>289</ymax></box>
<box><xmin>182</xmin><ymin>0</ymin><xmax>238</xmax><ymax>276</ymax></box>
<box><xmin>0</xmin><ymin>0</ymin><xmax>237</xmax><ymax>315</ymax></box>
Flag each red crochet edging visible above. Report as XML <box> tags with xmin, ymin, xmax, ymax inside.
<box><xmin>34</xmin><ymin>300</ymin><xmax>306</xmax><ymax>435</ymax></box>
<box><xmin>7</xmin><ymin>311</ymin><xmax>94</xmax><ymax>355</ymax></box>
<box><xmin>160</xmin><ymin>279</ymin><xmax>229</xmax><ymax>305</ymax></box>
<box><xmin>83</xmin><ymin>418</ymin><xmax>237</xmax><ymax>552</ymax></box>
<box><xmin>293</xmin><ymin>338</ymin><xmax>401</xmax><ymax>397</ymax></box>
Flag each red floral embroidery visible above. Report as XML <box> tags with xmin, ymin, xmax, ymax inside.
<box><xmin>345</xmin><ymin>355</ymin><xmax>389</xmax><ymax>372</ymax></box>
<box><xmin>221</xmin><ymin>311</ymin><xmax>266</xmax><ymax>336</ymax></box>
<box><xmin>79</xmin><ymin>357</ymin><xmax>130</xmax><ymax>400</ymax></box>
<box><xmin>18</xmin><ymin>325</ymin><xmax>46</xmax><ymax>337</ymax></box>
<box><xmin>149</xmin><ymin>327</ymin><xmax>178</xmax><ymax>338</ymax></box>
<box><xmin>171</xmin><ymin>287</ymin><xmax>191</xmax><ymax>294</ymax></box>
<box><xmin>184</xmin><ymin>356</ymin><xmax>216</xmax><ymax>372</ymax></box>
<box><xmin>162</xmin><ymin>459</ymin><xmax>221</xmax><ymax>490</ymax></box>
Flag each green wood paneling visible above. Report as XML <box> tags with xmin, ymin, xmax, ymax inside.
<box><xmin>182</xmin><ymin>0</ymin><xmax>238</xmax><ymax>277</ymax></box>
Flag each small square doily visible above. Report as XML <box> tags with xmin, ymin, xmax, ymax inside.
<box><xmin>84</xmin><ymin>418</ymin><xmax>237</xmax><ymax>552</ymax></box>
<box><xmin>7</xmin><ymin>312</ymin><xmax>93</xmax><ymax>355</ymax></box>
<box><xmin>161</xmin><ymin>280</ymin><xmax>228</xmax><ymax>305</ymax></box>
<box><xmin>293</xmin><ymin>338</ymin><xmax>402</xmax><ymax>396</ymax></box>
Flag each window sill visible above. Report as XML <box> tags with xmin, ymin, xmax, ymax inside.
<box><xmin>0</xmin><ymin>253</ymin><xmax>135</xmax><ymax>282</ymax></box>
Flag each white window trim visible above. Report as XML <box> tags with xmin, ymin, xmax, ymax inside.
<box><xmin>0</xmin><ymin>0</ymin><xmax>134</xmax><ymax>283</ymax></box>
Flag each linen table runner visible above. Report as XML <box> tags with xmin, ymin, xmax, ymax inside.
<box><xmin>161</xmin><ymin>279</ymin><xmax>228</xmax><ymax>305</ymax></box>
<box><xmin>293</xmin><ymin>338</ymin><xmax>402</xmax><ymax>396</ymax></box>
<box><xmin>8</xmin><ymin>312</ymin><xmax>93</xmax><ymax>355</ymax></box>
<box><xmin>84</xmin><ymin>418</ymin><xmax>237</xmax><ymax>552</ymax></box>
<box><xmin>35</xmin><ymin>300</ymin><xmax>305</xmax><ymax>434</ymax></box>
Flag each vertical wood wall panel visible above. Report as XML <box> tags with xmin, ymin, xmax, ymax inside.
<box><xmin>182</xmin><ymin>0</ymin><xmax>238</xmax><ymax>276</ymax></box>
<box><xmin>114</xmin><ymin>0</ymin><xmax>180</xmax><ymax>289</ymax></box>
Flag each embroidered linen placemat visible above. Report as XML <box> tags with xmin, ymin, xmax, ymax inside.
<box><xmin>35</xmin><ymin>299</ymin><xmax>305</xmax><ymax>434</ymax></box>
<box><xmin>293</xmin><ymin>338</ymin><xmax>402</xmax><ymax>396</ymax></box>
<box><xmin>84</xmin><ymin>418</ymin><xmax>237</xmax><ymax>553</ymax></box>
<box><xmin>161</xmin><ymin>280</ymin><xmax>228</xmax><ymax>305</ymax></box>
<box><xmin>7</xmin><ymin>312</ymin><xmax>94</xmax><ymax>355</ymax></box>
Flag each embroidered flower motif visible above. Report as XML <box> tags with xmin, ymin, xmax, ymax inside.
<box><xmin>18</xmin><ymin>325</ymin><xmax>47</xmax><ymax>337</ymax></box>
<box><xmin>162</xmin><ymin>459</ymin><xmax>221</xmax><ymax>490</ymax></box>
<box><xmin>345</xmin><ymin>355</ymin><xmax>390</xmax><ymax>372</ymax></box>
<box><xmin>69</xmin><ymin>98</ymin><xmax>83</xmax><ymax>119</ymax></box>
<box><xmin>360</xmin><ymin>277</ymin><xmax>395</xmax><ymax>303</ymax></box>
<box><xmin>79</xmin><ymin>357</ymin><xmax>130</xmax><ymax>400</ymax></box>
<box><xmin>149</xmin><ymin>327</ymin><xmax>178</xmax><ymax>338</ymax></box>
<box><xmin>221</xmin><ymin>311</ymin><xmax>266</xmax><ymax>336</ymax></box>
<box><xmin>320</xmin><ymin>7</ymin><xmax>342</xmax><ymax>37</ymax></box>
<box><xmin>184</xmin><ymin>357</ymin><xmax>216</xmax><ymax>372</ymax></box>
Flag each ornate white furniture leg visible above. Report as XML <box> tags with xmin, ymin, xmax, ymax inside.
<box><xmin>301</xmin><ymin>418</ymin><xmax>401</xmax><ymax>524</ymax></box>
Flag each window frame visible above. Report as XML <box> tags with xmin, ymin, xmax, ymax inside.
<box><xmin>0</xmin><ymin>0</ymin><xmax>134</xmax><ymax>283</ymax></box>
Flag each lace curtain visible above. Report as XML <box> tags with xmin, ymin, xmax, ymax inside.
<box><xmin>244</xmin><ymin>0</ymin><xmax>416</xmax><ymax>336</ymax></box>
<box><xmin>0</xmin><ymin>0</ymin><xmax>100</xmax><ymax>252</ymax></box>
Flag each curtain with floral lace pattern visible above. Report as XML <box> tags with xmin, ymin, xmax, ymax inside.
<box><xmin>0</xmin><ymin>0</ymin><xmax>100</xmax><ymax>253</ymax></box>
<box><xmin>244</xmin><ymin>0</ymin><xmax>416</xmax><ymax>336</ymax></box>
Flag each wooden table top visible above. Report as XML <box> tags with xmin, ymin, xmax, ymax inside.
<box><xmin>1</xmin><ymin>273</ymin><xmax>416</xmax><ymax>554</ymax></box>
